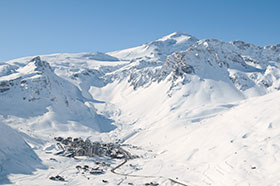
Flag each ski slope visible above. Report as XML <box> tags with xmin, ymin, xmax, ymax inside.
<box><xmin>0</xmin><ymin>32</ymin><xmax>279</xmax><ymax>185</ymax></box>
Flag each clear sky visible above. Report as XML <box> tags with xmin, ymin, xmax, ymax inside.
<box><xmin>0</xmin><ymin>0</ymin><xmax>280</xmax><ymax>61</ymax></box>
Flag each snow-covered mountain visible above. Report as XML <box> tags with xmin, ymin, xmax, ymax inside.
<box><xmin>0</xmin><ymin>32</ymin><xmax>279</xmax><ymax>186</ymax></box>
<box><xmin>109</xmin><ymin>32</ymin><xmax>198</xmax><ymax>61</ymax></box>
<box><xmin>0</xmin><ymin>56</ymin><xmax>117</xmax><ymax>133</ymax></box>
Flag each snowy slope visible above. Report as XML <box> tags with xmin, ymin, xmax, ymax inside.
<box><xmin>163</xmin><ymin>39</ymin><xmax>280</xmax><ymax>96</ymax></box>
<box><xmin>0</xmin><ymin>56</ymin><xmax>118</xmax><ymax>137</ymax></box>
<box><xmin>121</xmin><ymin>91</ymin><xmax>280</xmax><ymax>186</ymax></box>
<box><xmin>0</xmin><ymin>122</ymin><xmax>43</xmax><ymax>184</ymax></box>
<box><xmin>109</xmin><ymin>32</ymin><xmax>198</xmax><ymax>61</ymax></box>
<box><xmin>0</xmin><ymin>32</ymin><xmax>280</xmax><ymax>185</ymax></box>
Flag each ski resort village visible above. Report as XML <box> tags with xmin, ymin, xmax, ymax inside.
<box><xmin>1</xmin><ymin>1</ymin><xmax>280</xmax><ymax>185</ymax></box>
<box><xmin>0</xmin><ymin>31</ymin><xmax>280</xmax><ymax>185</ymax></box>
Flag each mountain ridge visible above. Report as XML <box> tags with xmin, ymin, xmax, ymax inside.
<box><xmin>0</xmin><ymin>32</ymin><xmax>280</xmax><ymax>186</ymax></box>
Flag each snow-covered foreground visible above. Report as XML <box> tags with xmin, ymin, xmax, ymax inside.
<box><xmin>91</xmin><ymin>82</ymin><xmax>280</xmax><ymax>186</ymax></box>
<box><xmin>125</xmin><ymin>91</ymin><xmax>280</xmax><ymax>186</ymax></box>
<box><xmin>0</xmin><ymin>32</ymin><xmax>280</xmax><ymax>185</ymax></box>
<box><xmin>0</xmin><ymin>122</ymin><xmax>45</xmax><ymax>184</ymax></box>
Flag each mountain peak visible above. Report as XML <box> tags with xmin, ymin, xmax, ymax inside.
<box><xmin>157</xmin><ymin>32</ymin><xmax>197</xmax><ymax>42</ymax></box>
<box><xmin>29</xmin><ymin>56</ymin><xmax>52</xmax><ymax>72</ymax></box>
<box><xmin>108</xmin><ymin>32</ymin><xmax>199</xmax><ymax>61</ymax></box>
<box><xmin>30</xmin><ymin>56</ymin><xmax>41</xmax><ymax>63</ymax></box>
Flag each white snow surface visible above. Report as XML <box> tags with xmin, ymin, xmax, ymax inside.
<box><xmin>0</xmin><ymin>32</ymin><xmax>280</xmax><ymax>185</ymax></box>
<box><xmin>108</xmin><ymin>32</ymin><xmax>198</xmax><ymax>61</ymax></box>
<box><xmin>0</xmin><ymin>122</ymin><xmax>44</xmax><ymax>184</ymax></box>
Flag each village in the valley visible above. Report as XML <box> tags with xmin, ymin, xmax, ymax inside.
<box><xmin>47</xmin><ymin>136</ymin><xmax>159</xmax><ymax>185</ymax></box>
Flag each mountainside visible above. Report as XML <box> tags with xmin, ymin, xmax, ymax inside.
<box><xmin>0</xmin><ymin>56</ymin><xmax>117</xmax><ymax>133</ymax></box>
<box><xmin>0</xmin><ymin>32</ymin><xmax>279</xmax><ymax>186</ymax></box>
<box><xmin>108</xmin><ymin>32</ymin><xmax>199</xmax><ymax>61</ymax></box>
<box><xmin>0</xmin><ymin>122</ymin><xmax>43</xmax><ymax>184</ymax></box>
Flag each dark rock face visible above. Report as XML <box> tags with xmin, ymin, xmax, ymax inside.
<box><xmin>0</xmin><ymin>81</ymin><xmax>11</xmax><ymax>93</ymax></box>
<box><xmin>0</xmin><ymin>79</ymin><xmax>17</xmax><ymax>93</ymax></box>
<box><xmin>49</xmin><ymin>175</ymin><xmax>65</xmax><ymax>182</ymax></box>
<box><xmin>30</xmin><ymin>56</ymin><xmax>53</xmax><ymax>72</ymax></box>
<box><xmin>231</xmin><ymin>40</ymin><xmax>252</xmax><ymax>50</ymax></box>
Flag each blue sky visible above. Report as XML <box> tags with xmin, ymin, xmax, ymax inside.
<box><xmin>0</xmin><ymin>0</ymin><xmax>279</xmax><ymax>61</ymax></box>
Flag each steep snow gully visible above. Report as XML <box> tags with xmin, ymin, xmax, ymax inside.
<box><xmin>0</xmin><ymin>32</ymin><xmax>280</xmax><ymax>185</ymax></box>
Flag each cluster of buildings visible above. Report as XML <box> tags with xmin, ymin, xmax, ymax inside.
<box><xmin>54</xmin><ymin>136</ymin><xmax>132</xmax><ymax>159</ymax></box>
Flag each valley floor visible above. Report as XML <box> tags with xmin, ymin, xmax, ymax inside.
<box><xmin>1</xmin><ymin>33</ymin><xmax>280</xmax><ymax>185</ymax></box>
<box><xmin>2</xmin><ymin>91</ymin><xmax>280</xmax><ymax>186</ymax></box>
